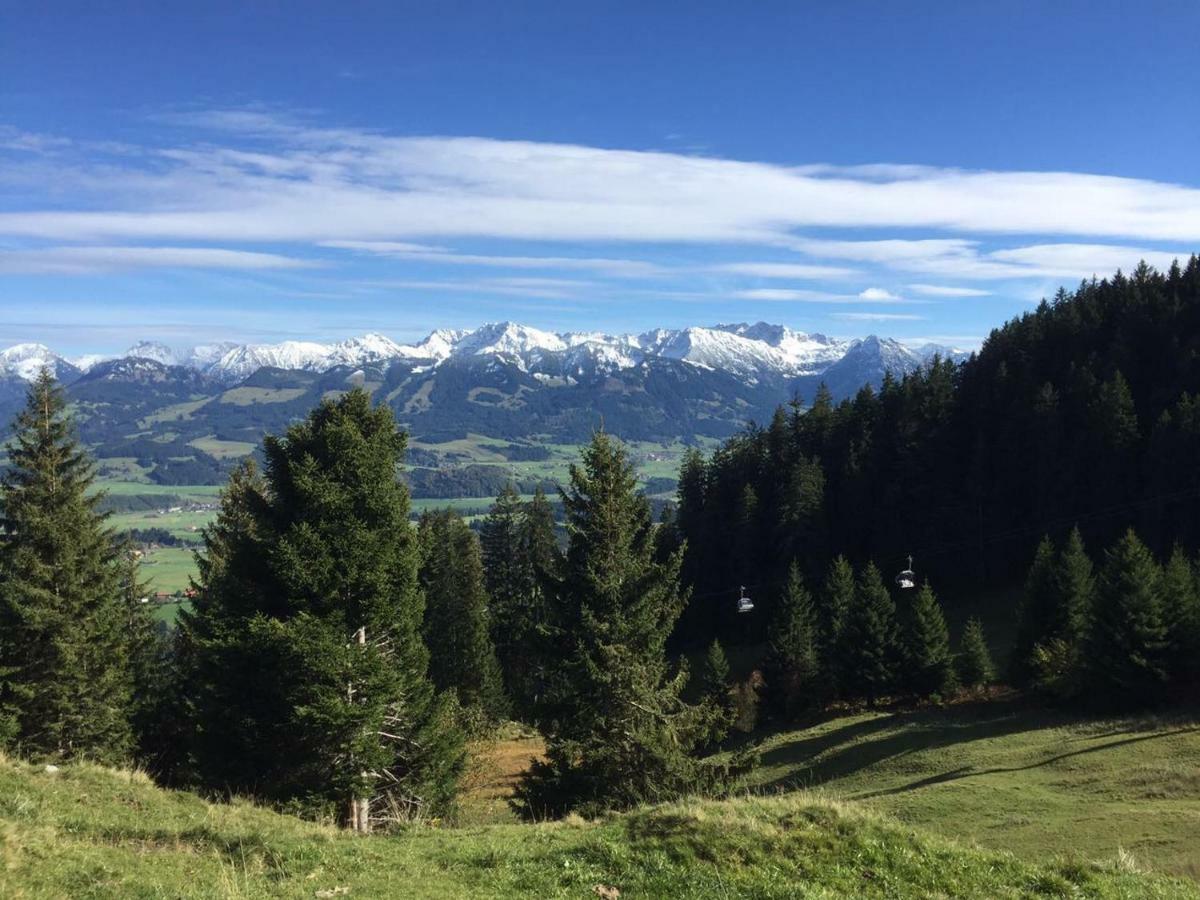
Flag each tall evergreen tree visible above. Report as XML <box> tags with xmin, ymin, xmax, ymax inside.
<box><xmin>516</xmin><ymin>432</ymin><xmax>714</xmax><ymax>817</ymax></box>
<box><xmin>1160</xmin><ymin>546</ymin><xmax>1200</xmax><ymax>685</ymax></box>
<box><xmin>1054</xmin><ymin>527</ymin><xmax>1094</xmax><ymax>648</ymax></box>
<box><xmin>1012</xmin><ymin>536</ymin><xmax>1057</xmax><ymax>686</ymax></box>
<box><xmin>764</xmin><ymin>562</ymin><xmax>820</xmax><ymax>718</ymax></box>
<box><xmin>837</xmin><ymin>562</ymin><xmax>899</xmax><ymax>704</ymax></box>
<box><xmin>955</xmin><ymin>618</ymin><xmax>994</xmax><ymax>688</ymax></box>
<box><xmin>183</xmin><ymin>390</ymin><xmax>464</xmax><ymax>826</ymax></box>
<box><xmin>818</xmin><ymin>556</ymin><xmax>855</xmax><ymax>696</ymax></box>
<box><xmin>900</xmin><ymin>581</ymin><xmax>956</xmax><ymax>697</ymax></box>
<box><xmin>699</xmin><ymin>638</ymin><xmax>734</xmax><ymax>744</ymax></box>
<box><xmin>418</xmin><ymin>509</ymin><xmax>508</xmax><ymax>724</ymax></box>
<box><xmin>1087</xmin><ymin>529</ymin><xmax>1169</xmax><ymax>708</ymax></box>
<box><xmin>0</xmin><ymin>370</ymin><xmax>132</xmax><ymax>763</ymax></box>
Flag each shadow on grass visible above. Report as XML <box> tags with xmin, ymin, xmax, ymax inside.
<box><xmin>855</xmin><ymin>726</ymin><xmax>1200</xmax><ymax>800</ymax></box>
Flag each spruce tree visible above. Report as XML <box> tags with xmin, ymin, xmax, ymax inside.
<box><xmin>1087</xmin><ymin>529</ymin><xmax>1169</xmax><ymax>708</ymax></box>
<box><xmin>699</xmin><ymin>639</ymin><xmax>734</xmax><ymax>743</ymax></box>
<box><xmin>764</xmin><ymin>562</ymin><xmax>820</xmax><ymax>718</ymax></box>
<box><xmin>900</xmin><ymin>581</ymin><xmax>956</xmax><ymax>698</ymax></box>
<box><xmin>516</xmin><ymin>432</ymin><xmax>713</xmax><ymax>817</ymax></box>
<box><xmin>836</xmin><ymin>562</ymin><xmax>899</xmax><ymax>704</ymax></box>
<box><xmin>1160</xmin><ymin>546</ymin><xmax>1199</xmax><ymax>685</ymax></box>
<box><xmin>0</xmin><ymin>370</ymin><xmax>132</xmax><ymax>763</ymax></box>
<box><xmin>418</xmin><ymin>508</ymin><xmax>508</xmax><ymax>724</ymax></box>
<box><xmin>1012</xmin><ymin>536</ymin><xmax>1057</xmax><ymax>686</ymax></box>
<box><xmin>955</xmin><ymin>617</ymin><xmax>994</xmax><ymax>688</ymax></box>
<box><xmin>184</xmin><ymin>390</ymin><xmax>464</xmax><ymax>825</ymax></box>
<box><xmin>819</xmin><ymin>556</ymin><xmax>855</xmax><ymax>697</ymax></box>
<box><xmin>1054</xmin><ymin>527</ymin><xmax>1094</xmax><ymax>647</ymax></box>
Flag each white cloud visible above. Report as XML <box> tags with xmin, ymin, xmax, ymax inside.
<box><xmin>323</xmin><ymin>241</ymin><xmax>663</xmax><ymax>277</ymax></box>
<box><xmin>858</xmin><ymin>287</ymin><xmax>902</xmax><ymax>301</ymax></box>
<box><xmin>907</xmin><ymin>283</ymin><xmax>991</xmax><ymax>297</ymax></box>
<box><xmin>373</xmin><ymin>276</ymin><xmax>591</xmax><ymax>300</ymax></box>
<box><xmin>734</xmin><ymin>287</ymin><xmax>918</xmax><ymax>303</ymax></box>
<box><xmin>833</xmin><ymin>312</ymin><xmax>926</xmax><ymax>321</ymax></box>
<box><xmin>3</xmin><ymin>116</ymin><xmax>1200</xmax><ymax>249</ymax></box>
<box><xmin>0</xmin><ymin>245</ymin><xmax>319</xmax><ymax>274</ymax></box>
<box><xmin>713</xmin><ymin>262</ymin><xmax>856</xmax><ymax>279</ymax></box>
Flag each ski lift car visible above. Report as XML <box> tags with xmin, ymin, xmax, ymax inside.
<box><xmin>737</xmin><ymin>585</ymin><xmax>755</xmax><ymax>613</ymax></box>
<box><xmin>895</xmin><ymin>555</ymin><xmax>916</xmax><ymax>589</ymax></box>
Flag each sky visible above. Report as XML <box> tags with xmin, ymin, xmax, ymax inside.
<box><xmin>2</xmin><ymin>0</ymin><xmax>1200</xmax><ymax>356</ymax></box>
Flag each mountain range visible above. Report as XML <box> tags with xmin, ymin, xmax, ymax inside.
<box><xmin>0</xmin><ymin>322</ymin><xmax>969</xmax><ymax>486</ymax></box>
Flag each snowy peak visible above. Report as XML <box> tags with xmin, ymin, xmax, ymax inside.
<box><xmin>0</xmin><ymin>322</ymin><xmax>970</xmax><ymax>388</ymax></box>
<box><xmin>0</xmin><ymin>343</ymin><xmax>78</xmax><ymax>381</ymax></box>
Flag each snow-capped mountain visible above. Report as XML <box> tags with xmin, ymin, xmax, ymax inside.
<box><xmin>0</xmin><ymin>343</ymin><xmax>80</xmax><ymax>381</ymax></box>
<box><xmin>2</xmin><ymin>322</ymin><xmax>966</xmax><ymax>387</ymax></box>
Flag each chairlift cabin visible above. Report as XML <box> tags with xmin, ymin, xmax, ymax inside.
<box><xmin>737</xmin><ymin>585</ymin><xmax>755</xmax><ymax>614</ymax></box>
<box><xmin>895</xmin><ymin>555</ymin><xmax>916</xmax><ymax>590</ymax></box>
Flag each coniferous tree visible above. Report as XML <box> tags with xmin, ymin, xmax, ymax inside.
<box><xmin>1087</xmin><ymin>529</ymin><xmax>1169</xmax><ymax>708</ymax></box>
<box><xmin>1160</xmin><ymin>546</ymin><xmax>1200</xmax><ymax>685</ymax></box>
<box><xmin>480</xmin><ymin>484</ymin><xmax>526</xmax><ymax>661</ymax></box>
<box><xmin>699</xmin><ymin>639</ymin><xmax>734</xmax><ymax>744</ymax></box>
<box><xmin>837</xmin><ymin>562</ymin><xmax>899</xmax><ymax>704</ymax></box>
<box><xmin>184</xmin><ymin>391</ymin><xmax>464</xmax><ymax>825</ymax></box>
<box><xmin>955</xmin><ymin>618</ymin><xmax>994</xmax><ymax>688</ymax></box>
<box><xmin>1012</xmin><ymin>536</ymin><xmax>1057</xmax><ymax>686</ymax></box>
<box><xmin>516</xmin><ymin>432</ymin><xmax>714</xmax><ymax>817</ymax></box>
<box><xmin>818</xmin><ymin>556</ymin><xmax>855</xmax><ymax>697</ymax></box>
<box><xmin>418</xmin><ymin>509</ymin><xmax>508</xmax><ymax>724</ymax></box>
<box><xmin>0</xmin><ymin>371</ymin><xmax>133</xmax><ymax>763</ymax></box>
<box><xmin>900</xmin><ymin>581</ymin><xmax>956</xmax><ymax>698</ymax></box>
<box><xmin>764</xmin><ymin>562</ymin><xmax>820</xmax><ymax>718</ymax></box>
<box><xmin>1054</xmin><ymin>527</ymin><xmax>1094</xmax><ymax>648</ymax></box>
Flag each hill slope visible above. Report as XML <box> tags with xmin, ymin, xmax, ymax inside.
<box><xmin>0</xmin><ymin>753</ymin><xmax>1194</xmax><ymax>898</ymax></box>
<box><xmin>744</xmin><ymin>700</ymin><xmax>1200</xmax><ymax>881</ymax></box>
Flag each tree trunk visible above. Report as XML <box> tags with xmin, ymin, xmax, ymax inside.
<box><xmin>348</xmin><ymin>626</ymin><xmax>371</xmax><ymax>833</ymax></box>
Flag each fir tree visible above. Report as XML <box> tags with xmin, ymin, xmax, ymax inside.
<box><xmin>1012</xmin><ymin>536</ymin><xmax>1057</xmax><ymax>686</ymax></box>
<box><xmin>764</xmin><ymin>562</ymin><xmax>820</xmax><ymax>718</ymax></box>
<box><xmin>516</xmin><ymin>432</ymin><xmax>714</xmax><ymax>817</ymax></box>
<box><xmin>184</xmin><ymin>390</ymin><xmax>465</xmax><ymax>826</ymax></box>
<box><xmin>837</xmin><ymin>562</ymin><xmax>898</xmax><ymax>704</ymax></box>
<box><xmin>955</xmin><ymin>617</ymin><xmax>994</xmax><ymax>688</ymax></box>
<box><xmin>418</xmin><ymin>509</ymin><xmax>508</xmax><ymax>724</ymax></box>
<box><xmin>1087</xmin><ymin>529</ymin><xmax>1169</xmax><ymax>708</ymax></box>
<box><xmin>1160</xmin><ymin>546</ymin><xmax>1199</xmax><ymax>684</ymax></box>
<box><xmin>1054</xmin><ymin>527</ymin><xmax>1094</xmax><ymax>647</ymax></box>
<box><xmin>699</xmin><ymin>639</ymin><xmax>734</xmax><ymax>743</ymax></box>
<box><xmin>900</xmin><ymin>581</ymin><xmax>956</xmax><ymax>698</ymax></box>
<box><xmin>0</xmin><ymin>370</ymin><xmax>132</xmax><ymax>763</ymax></box>
<box><xmin>818</xmin><ymin>556</ymin><xmax>854</xmax><ymax>697</ymax></box>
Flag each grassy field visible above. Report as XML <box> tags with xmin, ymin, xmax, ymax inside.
<box><xmin>1</xmin><ymin>752</ymin><xmax>1193</xmax><ymax>899</ymax></box>
<box><xmin>739</xmin><ymin>698</ymin><xmax>1200</xmax><ymax>881</ymax></box>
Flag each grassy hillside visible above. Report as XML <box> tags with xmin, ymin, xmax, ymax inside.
<box><xmin>1</xmin><ymin>754</ymin><xmax>1194</xmax><ymax>899</ymax></box>
<box><xmin>742</xmin><ymin>698</ymin><xmax>1200</xmax><ymax>881</ymax></box>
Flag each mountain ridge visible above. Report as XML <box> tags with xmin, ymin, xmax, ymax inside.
<box><xmin>3</xmin><ymin>321</ymin><xmax>970</xmax><ymax>385</ymax></box>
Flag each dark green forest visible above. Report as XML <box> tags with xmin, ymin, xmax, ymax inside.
<box><xmin>670</xmin><ymin>257</ymin><xmax>1200</xmax><ymax>647</ymax></box>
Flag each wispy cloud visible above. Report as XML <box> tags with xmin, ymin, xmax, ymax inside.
<box><xmin>713</xmin><ymin>262</ymin><xmax>856</xmax><ymax>279</ymax></box>
<box><xmin>907</xmin><ymin>283</ymin><xmax>991</xmax><ymax>297</ymax></box>
<box><xmin>733</xmin><ymin>288</ymin><xmax>916</xmax><ymax>304</ymax></box>
<box><xmin>858</xmin><ymin>287</ymin><xmax>903</xmax><ymax>301</ymax></box>
<box><xmin>0</xmin><ymin>245</ymin><xmax>319</xmax><ymax>274</ymax></box>
<box><xmin>833</xmin><ymin>312</ymin><xmax>926</xmax><ymax>321</ymax></box>
<box><xmin>4</xmin><ymin>113</ymin><xmax>1200</xmax><ymax>249</ymax></box>
<box><xmin>323</xmin><ymin>241</ymin><xmax>663</xmax><ymax>277</ymax></box>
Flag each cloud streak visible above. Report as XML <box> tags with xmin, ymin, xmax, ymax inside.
<box><xmin>2</xmin><ymin>115</ymin><xmax>1199</xmax><ymax>250</ymax></box>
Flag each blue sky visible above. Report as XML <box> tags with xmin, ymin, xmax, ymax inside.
<box><xmin>2</xmin><ymin>0</ymin><xmax>1199</xmax><ymax>355</ymax></box>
